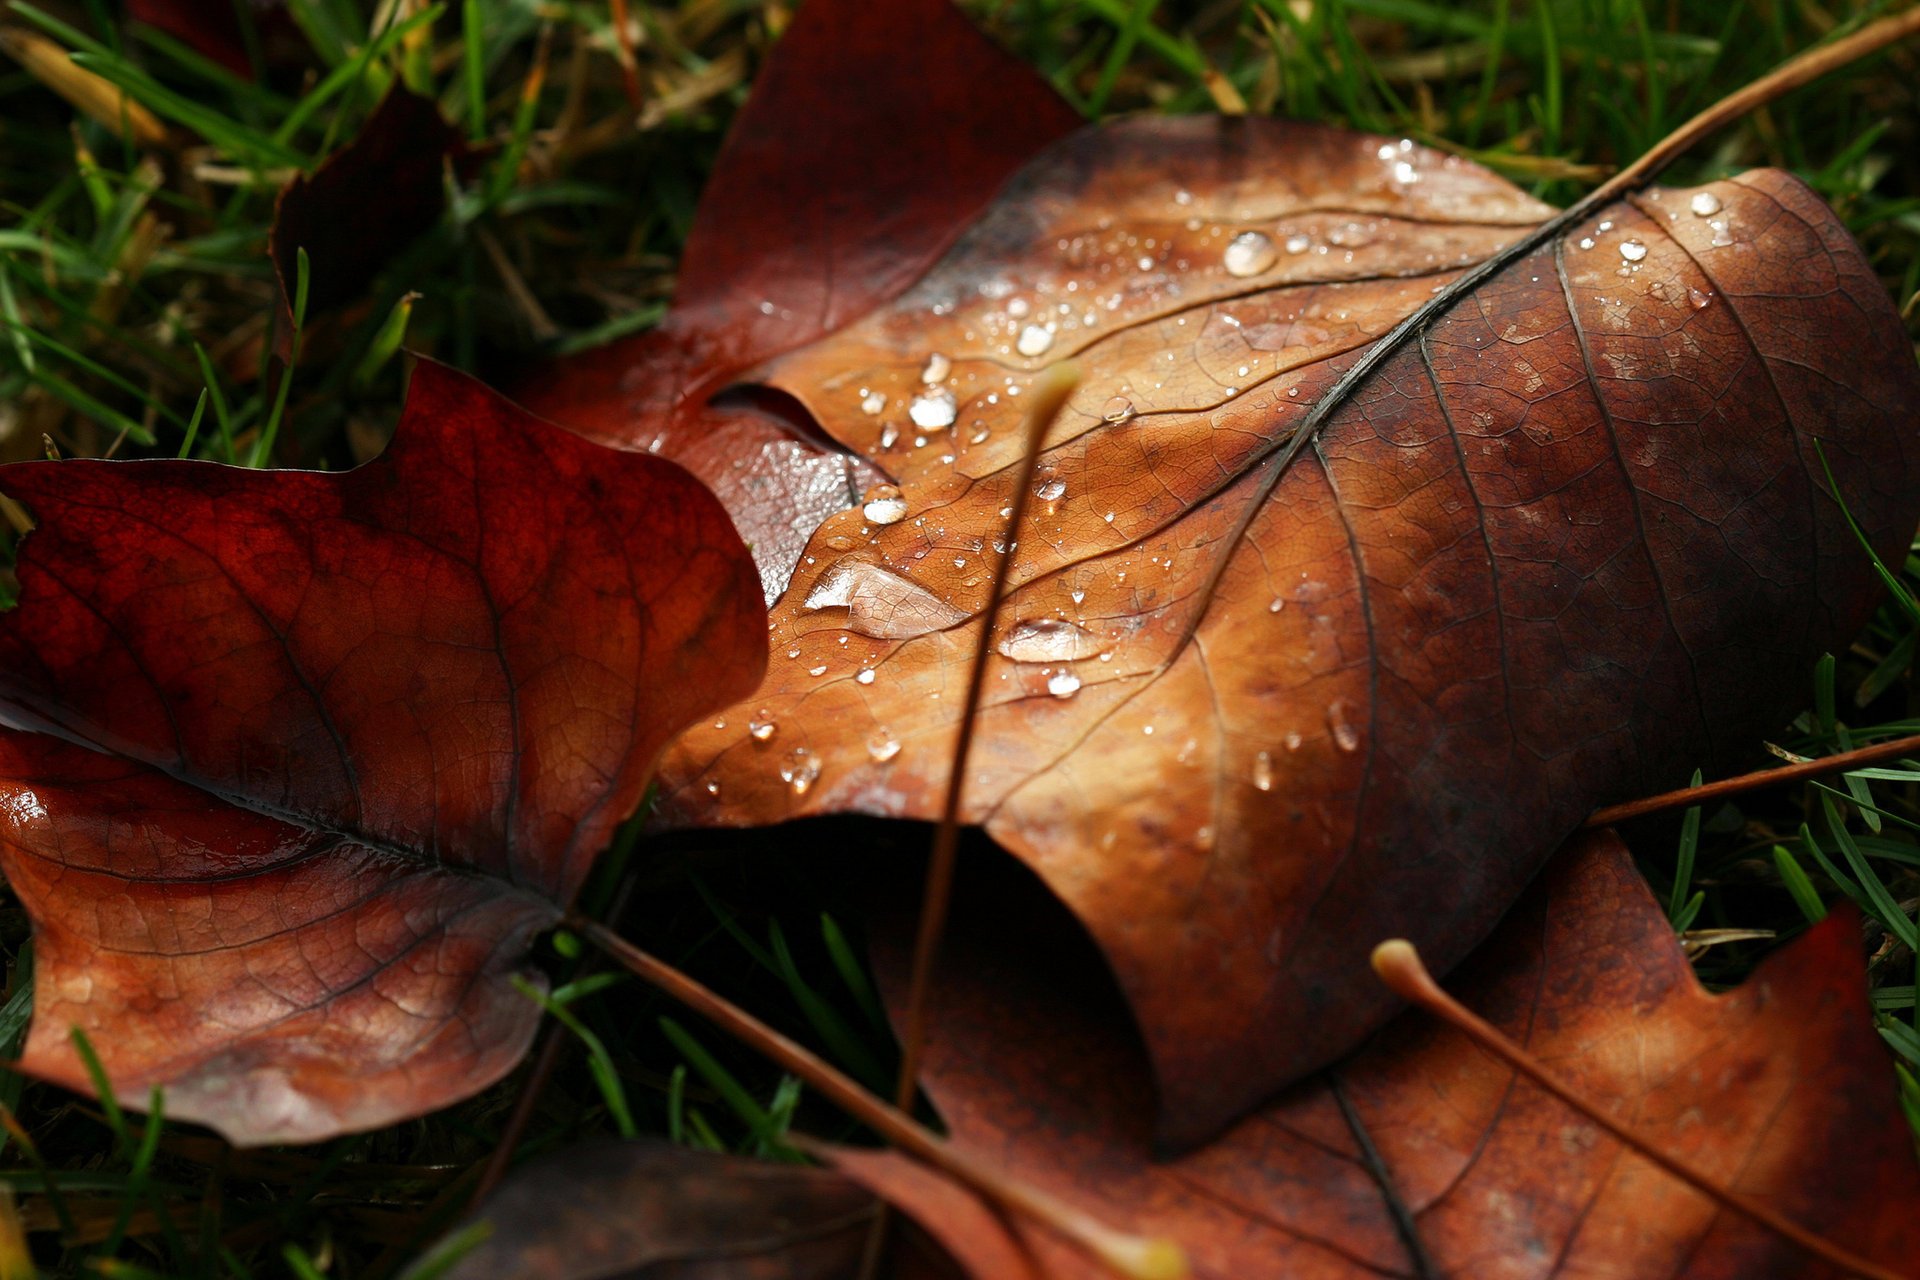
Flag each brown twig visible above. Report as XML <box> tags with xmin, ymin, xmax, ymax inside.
<box><xmin>890</xmin><ymin>362</ymin><xmax>1082</xmax><ymax>1117</ymax></box>
<box><xmin>574</xmin><ymin>914</ymin><xmax>1186</xmax><ymax>1280</ymax></box>
<box><xmin>1585</xmin><ymin>732</ymin><xmax>1920</xmax><ymax>827</ymax></box>
<box><xmin>1370</xmin><ymin>940</ymin><xmax>1904</xmax><ymax>1280</ymax></box>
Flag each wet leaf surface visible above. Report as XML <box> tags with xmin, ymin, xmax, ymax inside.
<box><xmin>0</xmin><ymin>361</ymin><xmax>764</xmax><ymax>1144</ymax></box>
<box><xmin>592</xmin><ymin>8</ymin><xmax>1920</xmax><ymax>1143</ymax></box>
<box><xmin>513</xmin><ymin>0</ymin><xmax>1081</xmax><ymax>601</ymax></box>
<box><xmin>848</xmin><ymin>831</ymin><xmax>1920</xmax><ymax>1278</ymax></box>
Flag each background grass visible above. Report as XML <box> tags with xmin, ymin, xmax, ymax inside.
<box><xmin>0</xmin><ymin>0</ymin><xmax>1917</xmax><ymax>1274</ymax></box>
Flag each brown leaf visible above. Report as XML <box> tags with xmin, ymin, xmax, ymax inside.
<box><xmin>0</xmin><ymin>360</ymin><xmax>765</xmax><ymax>1143</ymax></box>
<box><xmin>643</xmin><ymin>108</ymin><xmax>1920</xmax><ymax>1142</ymax></box>
<box><xmin>513</xmin><ymin>0</ymin><xmax>1082</xmax><ymax>600</ymax></box>
<box><xmin>421</xmin><ymin>1140</ymin><xmax>878</xmax><ymax>1280</ymax></box>
<box><xmin>846</xmin><ymin>831</ymin><xmax>1920</xmax><ymax>1278</ymax></box>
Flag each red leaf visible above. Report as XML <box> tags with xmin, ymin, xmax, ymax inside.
<box><xmin>850</xmin><ymin>831</ymin><xmax>1920</xmax><ymax>1277</ymax></box>
<box><xmin>514</xmin><ymin>0</ymin><xmax>1081</xmax><ymax>598</ymax></box>
<box><xmin>270</xmin><ymin>86</ymin><xmax>459</xmax><ymax>334</ymax></box>
<box><xmin>0</xmin><ymin>361</ymin><xmax>764</xmax><ymax>1143</ymax></box>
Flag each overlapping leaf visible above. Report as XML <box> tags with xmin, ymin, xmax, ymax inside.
<box><xmin>531</xmin><ymin>0</ymin><xmax>1920</xmax><ymax>1144</ymax></box>
<box><xmin>0</xmin><ymin>361</ymin><xmax>764</xmax><ymax>1143</ymax></box>
<box><xmin>839</xmin><ymin>831</ymin><xmax>1920</xmax><ymax>1278</ymax></box>
<box><xmin>514</xmin><ymin>0</ymin><xmax>1081</xmax><ymax>601</ymax></box>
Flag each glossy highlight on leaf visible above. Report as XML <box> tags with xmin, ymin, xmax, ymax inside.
<box><xmin>0</xmin><ymin>360</ymin><xmax>765</xmax><ymax>1144</ymax></box>
<box><xmin>614</xmin><ymin>16</ymin><xmax>1920</xmax><ymax>1143</ymax></box>
<box><xmin>849</xmin><ymin>832</ymin><xmax>1920</xmax><ymax>1278</ymax></box>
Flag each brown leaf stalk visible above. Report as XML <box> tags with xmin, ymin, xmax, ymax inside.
<box><xmin>574</xmin><ymin>914</ymin><xmax>1187</xmax><ymax>1280</ymax></box>
<box><xmin>891</xmin><ymin>361</ymin><xmax>1083</xmax><ymax>1113</ymax></box>
<box><xmin>1585</xmin><ymin>731</ymin><xmax>1920</xmax><ymax>827</ymax></box>
<box><xmin>1370</xmin><ymin>939</ymin><xmax>1903</xmax><ymax>1280</ymax></box>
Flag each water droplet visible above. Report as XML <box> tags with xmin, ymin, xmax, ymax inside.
<box><xmin>1101</xmin><ymin>395</ymin><xmax>1135</xmax><ymax>424</ymax></box>
<box><xmin>704</xmin><ymin>780</ymin><xmax>721</xmax><ymax>796</ymax></box>
<box><xmin>1391</xmin><ymin>160</ymin><xmax>1419</xmax><ymax>185</ymax></box>
<box><xmin>1688</xmin><ymin>287</ymin><xmax>1713</xmax><ymax>310</ymax></box>
<box><xmin>909</xmin><ymin>388</ymin><xmax>957</xmax><ymax>429</ymax></box>
<box><xmin>878</xmin><ymin>423</ymin><xmax>900</xmax><ymax>449</ymax></box>
<box><xmin>1709</xmin><ymin>218</ymin><xmax>1733</xmax><ymax>247</ymax></box>
<box><xmin>1327</xmin><ymin>699</ymin><xmax>1362</xmax><ymax>752</ymax></box>
<box><xmin>1252</xmin><ymin>750</ymin><xmax>1274</xmax><ymax>792</ymax></box>
<box><xmin>1286</xmin><ymin>386</ymin><xmax>1299</xmax><ymax>398</ymax></box>
<box><xmin>1035</xmin><ymin>477</ymin><xmax>1067</xmax><ymax>502</ymax></box>
<box><xmin>1284</xmin><ymin>730</ymin><xmax>1303</xmax><ymax>751</ymax></box>
<box><xmin>856</xmin><ymin>668</ymin><xmax>876</xmax><ymax>685</ymax></box>
<box><xmin>1017</xmin><ymin>324</ymin><xmax>1055</xmax><ymax>357</ymax></box>
<box><xmin>1689</xmin><ymin>190</ymin><xmax>1722</xmax><ymax>217</ymax></box>
<box><xmin>800</xmin><ymin>556</ymin><xmax>969</xmax><ymax>639</ymax></box>
<box><xmin>808</xmin><ymin>664</ymin><xmax>828</xmax><ymax>677</ymax></box>
<box><xmin>1006</xmin><ymin>297</ymin><xmax>1030</xmax><ymax>318</ymax></box>
<box><xmin>1618</xmin><ymin>240</ymin><xmax>1648</xmax><ymax>263</ymax></box>
<box><xmin>1577</xmin><ymin>237</ymin><xmax>1595</xmax><ymax>251</ymax></box>
<box><xmin>921</xmin><ymin>352</ymin><xmax>951</xmax><ymax>383</ymax></box>
<box><xmin>1047</xmin><ymin>670</ymin><xmax>1082</xmax><ymax>698</ymax></box>
<box><xmin>866</xmin><ymin>730</ymin><xmax>901</xmax><ymax>763</ymax></box>
<box><xmin>860</xmin><ymin>390</ymin><xmax>887</xmax><ymax>415</ymax></box>
<box><xmin>862</xmin><ymin>484</ymin><xmax>908</xmax><ymax>525</ymax></box>
<box><xmin>1223</xmin><ymin>231</ymin><xmax>1277</xmax><ymax>278</ymax></box>
<box><xmin>998</xmin><ymin>618</ymin><xmax>1103</xmax><ymax>663</ymax></box>
<box><xmin>780</xmin><ymin>747</ymin><xmax>820</xmax><ymax>795</ymax></box>
<box><xmin>1284</xmin><ymin>233</ymin><xmax>1311</xmax><ymax>254</ymax></box>
<box><xmin>1268</xmin><ymin>597</ymin><xmax>1285</xmax><ymax>613</ymax></box>
<box><xmin>748</xmin><ymin>713</ymin><xmax>777</xmax><ymax>742</ymax></box>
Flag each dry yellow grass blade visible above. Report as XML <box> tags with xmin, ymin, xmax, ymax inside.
<box><xmin>0</xmin><ymin>26</ymin><xmax>165</xmax><ymax>147</ymax></box>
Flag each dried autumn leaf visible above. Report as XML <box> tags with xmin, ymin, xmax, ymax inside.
<box><xmin>270</xmin><ymin>85</ymin><xmax>459</xmax><ymax>334</ymax></box>
<box><xmin>522</xmin><ymin>0</ymin><xmax>1920</xmax><ymax>1144</ymax></box>
<box><xmin>424</xmin><ymin>1140</ymin><xmax>876</xmax><ymax>1280</ymax></box>
<box><xmin>421</xmin><ymin>1138</ymin><xmax>1003</xmax><ymax>1280</ymax></box>
<box><xmin>514</xmin><ymin>0</ymin><xmax>1081</xmax><ymax>601</ymax></box>
<box><xmin>840</xmin><ymin>830</ymin><xmax>1920</xmax><ymax>1278</ymax></box>
<box><xmin>0</xmin><ymin>360</ymin><xmax>764</xmax><ymax>1144</ymax></box>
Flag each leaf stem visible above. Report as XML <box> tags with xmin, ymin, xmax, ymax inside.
<box><xmin>891</xmin><ymin>361</ymin><xmax>1082</xmax><ymax>1116</ymax></box>
<box><xmin>572</xmin><ymin>914</ymin><xmax>1187</xmax><ymax>1280</ymax></box>
<box><xmin>1585</xmin><ymin>731</ymin><xmax>1920</xmax><ymax>827</ymax></box>
<box><xmin>1370</xmin><ymin>939</ymin><xmax>1904</xmax><ymax>1280</ymax></box>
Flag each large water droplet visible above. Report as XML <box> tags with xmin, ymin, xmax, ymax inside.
<box><xmin>1252</xmin><ymin>750</ymin><xmax>1274</xmax><ymax>792</ymax></box>
<box><xmin>1689</xmin><ymin>190</ymin><xmax>1722</xmax><ymax>217</ymax></box>
<box><xmin>998</xmin><ymin>618</ymin><xmax>1104</xmax><ymax>663</ymax></box>
<box><xmin>1017</xmin><ymin>324</ymin><xmax>1055</xmax><ymax>357</ymax></box>
<box><xmin>780</xmin><ymin>747</ymin><xmax>820</xmax><ymax>795</ymax></box>
<box><xmin>1708</xmin><ymin>218</ymin><xmax>1733</xmax><ymax>247</ymax></box>
<box><xmin>800</xmin><ymin>556</ymin><xmax>969</xmax><ymax>639</ymax></box>
<box><xmin>866</xmin><ymin>730</ymin><xmax>901</xmax><ymax>764</ymax></box>
<box><xmin>909</xmin><ymin>387</ymin><xmax>957</xmax><ymax>429</ymax></box>
<box><xmin>855</xmin><ymin>668</ymin><xmax>876</xmax><ymax>685</ymax></box>
<box><xmin>1223</xmin><ymin>231</ymin><xmax>1277</xmax><ymax>278</ymax></box>
<box><xmin>1687</xmin><ymin>287</ymin><xmax>1713</xmax><ymax>311</ymax></box>
<box><xmin>921</xmin><ymin>352</ymin><xmax>951</xmax><ymax>383</ymax></box>
<box><xmin>1046</xmin><ymin>670</ymin><xmax>1082</xmax><ymax>698</ymax></box>
<box><xmin>748</xmin><ymin>712</ymin><xmax>777</xmax><ymax>742</ymax></box>
<box><xmin>1618</xmin><ymin>239</ymin><xmax>1647</xmax><ymax>263</ymax></box>
<box><xmin>1101</xmin><ymin>395</ymin><xmax>1135</xmax><ymax>424</ymax></box>
<box><xmin>860</xmin><ymin>390</ymin><xmax>887</xmax><ymax>415</ymax></box>
<box><xmin>1327</xmin><ymin>699</ymin><xmax>1362</xmax><ymax>753</ymax></box>
<box><xmin>1035</xmin><ymin>477</ymin><xmax>1067</xmax><ymax>502</ymax></box>
<box><xmin>861</xmin><ymin>483</ymin><xmax>908</xmax><ymax>525</ymax></box>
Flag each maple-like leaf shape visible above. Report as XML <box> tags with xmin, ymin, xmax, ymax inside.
<box><xmin>514</xmin><ymin>0</ymin><xmax>1082</xmax><ymax>601</ymax></box>
<box><xmin>0</xmin><ymin>361</ymin><xmax>764</xmax><ymax>1144</ymax></box>
<box><xmin>837</xmin><ymin>831</ymin><xmax>1920</xmax><ymax>1278</ymax></box>
<box><xmin>522</xmin><ymin>0</ymin><xmax>1920</xmax><ymax>1144</ymax></box>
